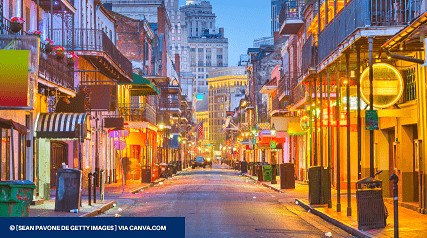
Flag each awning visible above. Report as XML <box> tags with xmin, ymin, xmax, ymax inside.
<box><xmin>288</xmin><ymin>122</ymin><xmax>306</xmax><ymax>136</ymax></box>
<box><xmin>35</xmin><ymin>113</ymin><xmax>90</xmax><ymax>139</ymax></box>
<box><xmin>119</xmin><ymin>73</ymin><xmax>160</xmax><ymax>96</ymax></box>
<box><xmin>257</xmin><ymin>131</ymin><xmax>286</xmax><ymax>145</ymax></box>
<box><xmin>0</xmin><ymin>118</ymin><xmax>27</xmax><ymax>134</ymax></box>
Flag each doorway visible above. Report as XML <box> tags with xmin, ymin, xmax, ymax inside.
<box><xmin>50</xmin><ymin>141</ymin><xmax>68</xmax><ymax>187</ymax></box>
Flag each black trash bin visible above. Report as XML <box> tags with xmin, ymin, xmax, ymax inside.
<box><xmin>308</xmin><ymin>166</ymin><xmax>330</xmax><ymax>205</ymax></box>
<box><xmin>54</xmin><ymin>168</ymin><xmax>82</xmax><ymax>212</ymax></box>
<box><xmin>177</xmin><ymin>161</ymin><xmax>182</xmax><ymax>171</ymax></box>
<box><xmin>141</xmin><ymin>166</ymin><xmax>151</xmax><ymax>183</ymax></box>
<box><xmin>252</xmin><ymin>162</ymin><xmax>258</xmax><ymax>176</ymax></box>
<box><xmin>159</xmin><ymin>163</ymin><xmax>169</xmax><ymax>178</ymax></box>
<box><xmin>280</xmin><ymin>163</ymin><xmax>295</xmax><ymax>189</ymax></box>
<box><xmin>356</xmin><ymin>177</ymin><xmax>386</xmax><ymax>230</ymax></box>
<box><xmin>257</xmin><ymin>164</ymin><xmax>263</xmax><ymax>181</ymax></box>
<box><xmin>240</xmin><ymin>160</ymin><xmax>248</xmax><ymax>174</ymax></box>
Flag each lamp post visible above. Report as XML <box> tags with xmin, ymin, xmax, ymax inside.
<box><xmin>345</xmin><ymin>53</ymin><xmax>352</xmax><ymax>217</ymax></box>
<box><xmin>271</xmin><ymin>123</ymin><xmax>277</xmax><ymax>184</ymax></box>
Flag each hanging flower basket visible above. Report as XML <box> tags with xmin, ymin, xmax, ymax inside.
<box><xmin>53</xmin><ymin>46</ymin><xmax>66</xmax><ymax>60</ymax></box>
<box><xmin>66</xmin><ymin>52</ymin><xmax>78</xmax><ymax>67</ymax></box>
<box><xmin>10</xmin><ymin>17</ymin><xmax>25</xmax><ymax>33</ymax></box>
<box><xmin>44</xmin><ymin>38</ymin><xmax>54</xmax><ymax>53</ymax></box>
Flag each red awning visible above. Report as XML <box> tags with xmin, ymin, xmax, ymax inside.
<box><xmin>257</xmin><ymin>131</ymin><xmax>286</xmax><ymax>145</ymax></box>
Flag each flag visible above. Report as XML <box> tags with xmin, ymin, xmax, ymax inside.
<box><xmin>197</xmin><ymin>122</ymin><xmax>204</xmax><ymax>139</ymax></box>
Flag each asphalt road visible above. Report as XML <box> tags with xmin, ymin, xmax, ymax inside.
<box><xmin>100</xmin><ymin>164</ymin><xmax>353</xmax><ymax>238</ymax></box>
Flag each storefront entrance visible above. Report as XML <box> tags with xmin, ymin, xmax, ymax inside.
<box><xmin>50</xmin><ymin>141</ymin><xmax>68</xmax><ymax>187</ymax></box>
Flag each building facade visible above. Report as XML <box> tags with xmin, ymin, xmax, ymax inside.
<box><xmin>206</xmin><ymin>67</ymin><xmax>247</xmax><ymax>152</ymax></box>
<box><xmin>180</xmin><ymin>1</ymin><xmax>228</xmax><ymax>93</ymax></box>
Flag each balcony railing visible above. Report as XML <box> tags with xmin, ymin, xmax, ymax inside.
<box><xmin>291</xmin><ymin>83</ymin><xmax>306</xmax><ymax>105</ymax></box>
<box><xmin>38</xmin><ymin>45</ymin><xmax>74</xmax><ymax>91</ymax></box>
<box><xmin>118</xmin><ymin>103</ymin><xmax>157</xmax><ymax>125</ymax></box>
<box><xmin>318</xmin><ymin>0</ymin><xmax>422</xmax><ymax>64</ymax></box>
<box><xmin>51</xmin><ymin>28</ymin><xmax>132</xmax><ymax>77</ymax></box>
<box><xmin>301</xmin><ymin>35</ymin><xmax>316</xmax><ymax>74</ymax></box>
<box><xmin>278</xmin><ymin>74</ymin><xmax>291</xmax><ymax>100</ymax></box>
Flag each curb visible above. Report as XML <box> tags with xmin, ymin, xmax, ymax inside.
<box><xmin>243</xmin><ymin>174</ymin><xmax>283</xmax><ymax>193</ymax></box>
<box><xmin>80</xmin><ymin>200</ymin><xmax>116</xmax><ymax>217</ymax></box>
<box><xmin>295</xmin><ymin>199</ymin><xmax>372</xmax><ymax>238</ymax></box>
<box><xmin>130</xmin><ymin>178</ymin><xmax>166</xmax><ymax>194</ymax></box>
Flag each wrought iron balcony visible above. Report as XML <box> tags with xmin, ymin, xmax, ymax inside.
<box><xmin>117</xmin><ymin>103</ymin><xmax>157</xmax><ymax>125</ymax></box>
<box><xmin>50</xmin><ymin>28</ymin><xmax>132</xmax><ymax>82</ymax></box>
<box><xmin>301</xmin><ymin>35</ymin><xmax>316</xmax><ymax>75</ymax></box>
<box><xmin>38</xmin><ymin>44</ymin><xmax>74</xmax><ymax>91</ymax></box>
<box><xmin>318</xmin><ymin>0</ymin><xmax>422</xmax><ymax>64</ymax></box>
<box><xmin>35</xmin><ymin>0</ymin><xmax>76</xmax><ymax>13</ymax></box>
<box><xmin>278</xmin><ymin>74</ymin><xmax>291</xmax><ymax>101</ymax></box>
<box><xmin>279</xmin><ymin>0</ymin><xmax>305</xmax><ymax>35</ymax></box>
<box><xmin>291</xmin><ymin>83</ymin><xmax>307</xmax><ymax>108</ymax></box>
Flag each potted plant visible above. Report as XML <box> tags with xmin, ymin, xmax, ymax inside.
<box><xmin>10</xmin><ymin>17</ymin><xmax>25</xmax><ymax>33</ymax></box>
<box><xmin>44</xmin><ymin>38</ymin><xmax>54</xmax><ymax>53</ymax></box>
<box><xmin>53</xmin><ymin>46</ymin><xmax>66</xmax><ymax>60</ymax></box>
<box><xmin>32</xmin><ymin>30</ymin><xmax>42</xmax><ymax>37</ymax></box>
<box><xmin>66</xmin><ymin>52</ymin><xmax>78</xmax><ymax>67</ymax></box>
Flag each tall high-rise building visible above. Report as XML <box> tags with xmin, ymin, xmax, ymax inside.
<box><xmin>207</xmin><ymin>67</ymin><xmax>247</xmax><ymax>151</ymax></box>
<box><xmin>180</xmin><ymin>1</ymin><xmax>228</xmax><ymax>94</ymax></box>
<box><xmin>271</xmin><ymin>0</ymin><xmax>286</xmax><ymax>34</ymax></box>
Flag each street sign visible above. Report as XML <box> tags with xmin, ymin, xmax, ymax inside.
<box><xmin>365</xmin><ymin>110</ymin><xmax>379</xmax><ymax>130</ymax></box>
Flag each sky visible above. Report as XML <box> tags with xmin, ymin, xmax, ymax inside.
<box><xmin>178</xmin><ymin>0</ymin><xmax>271</xmax><ymax>66</ymax></box>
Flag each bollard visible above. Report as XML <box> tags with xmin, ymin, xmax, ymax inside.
<box><xmin>88</xmin><ymin>172</ymin><xmax>93</xmax><ymax>206</ymax></box>
<box><xmin>93</xmin><ymin>171</ymin><xmax>97</xmax><ymax>204</ymax></box>
<box><xmin>390</xmin><ymin>173</ymin><xmax>399</xmax><ymax>238</ymax></box>
<box><xmin>271</xmin><ymin>164</ymin><xmax>277</xmax><ymax>184</ymax></box>
<box><xmin>100</xmin><ymin>170</ymin><xmax>105</xmax><ymax>201</ymax></box>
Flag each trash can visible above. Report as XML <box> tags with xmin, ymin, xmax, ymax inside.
<box><xmin>308</xmin><ymin>166</ymin><xmax>330</xmax><ymax>205</ymax></box>
<box><xmin>177</xmin><ymin>161</ymin><xmax>182</xmax><ymax>171</ymax></box>
<box><xmin>356</xmin><ymin>177</ymin><xmax>386</xmax><ymax>230</ymax></box>
<box><xmin>280</xmin><ymin>163</ymin><xmax>295</xmax><ymax>189</ymax></box>
<box><xmin>257</xmin><ymin>164</ymin><xmax>263</xmax><ymax>181</ymax></box>
<box><xmin>240</xmin><ymin>160</ymin><xmax>248</xmax><ymax>174</ymax></box>
<box><xmin>54</xmin><ymin>168</ymin><xmax>82</xmax><ymax>212</ymax></box>
<box><xmin>262</xmin><ymin>165</ymin><xmax>272</xmax><ymax>182</ymax></box>
<box><xmin>141</xmin><ymin>166</ymin><xmax>151</xmax><ymax>183</ymax></box>
<box><xmin>159</xmin><ymin>163</ymin><xmax>169</xmax><ymax>178</ymax></box>
<box><xmin>0</xmin><ymin>180</ymin><xmax>35</xmax><ymax>217</ymax></box>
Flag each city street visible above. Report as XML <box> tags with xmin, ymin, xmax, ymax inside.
<box><xmin>99</xmin><ymin>164</ymin><xmax>352</xmax><ymax>237</ymax></box>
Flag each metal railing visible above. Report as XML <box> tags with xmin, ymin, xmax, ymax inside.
<box><xmin>302</xmin><ymin>35</ymin><xmax>316</xmax><ymax>74</ymax></box>
<box><xmin>279</xmin><ymin>0</ymin><xmax>305</xmax><ymax>25</ymax></box>
<box><xmin>38</xmin><ymin>49</ymin><xmax>75</xmax><ymax>90</ymax></box>
<box><xmin>278</xmin><ymin>74</ymin><xmax>291</xmax><ymax>99</ymax></box>
<box><xmin>291</xmin><ymin>83</ymin><xmax>306</xmax><ymax>105</ymax></box>
<box><xmin>51</xmin><ymin>28</ymin><xmax>132</xmax><ymax>77</ymax></box>
<box><xmin>318</xmin><ymin>0</ymin><xmax>422</xmax><ymax>63</ymax></box>
<box><xmin>118</xmin><ymin>103</ymin><xmax>157</xmax><ymax>125</ymax></box>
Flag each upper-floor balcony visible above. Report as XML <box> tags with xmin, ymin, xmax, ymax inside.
<box><xmin>159</xmin><ymin>99</ymin><xmax>181</xmax><ymax>115</ymax></box>
<box><xmin>279</xmin><ymin>0</ymin><xmax>305</xmax><ymax>35</ymax></box>
<box><xmin>38</xmin><ymin>42</ymin><xmax>74</xmax><ymax>92</ymax></box>
<box><xmin>260</xmin><ymin>79</ymin><xmax>277</xmax><ymax>94</ymax></box>
<box><xmin>36</xmin><ymin>0</ymin><xmax>76</xmax><ymax>13</ymax></box>
<box><xmin>118</xmin><ymin>103</ymin><xmax>157</xmax><ymax>125</ymax></box>
<box><xmin>318</xmin><ymin>0</ymin><xmax>422</xmax><ymax>65</ymax></box>
<box><xmin>270</xmin><ymin>96</ymin><xmax>288</xmax><ymax>116</ymax></box>
<box><xmin>278</xmin><ymin>73</ymin><xmax>291</xmax><ymax>101</ymax></box>
<box><xmin>289</xmin><ymin>83</ymin><xmax>307</xmax><ymax>110</ymax></box>
<box><xmin>51</xmin><ymin>28</ymin><xmax>132</xmax><ymax>82</ymax></box>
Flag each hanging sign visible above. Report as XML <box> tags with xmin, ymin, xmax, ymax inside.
<box><xmin>360</xmin><ymin>63</ymin><xmax>403</xmax><ymax>108</ymax></box>
<box><xmin>365</xmin><ymin>110</ymin><xmax>379</xmax><ymax>130</ymax></box>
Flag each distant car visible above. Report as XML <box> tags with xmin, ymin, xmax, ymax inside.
<box><xmin>192</xmin><ymin>156</ymin><xmax>206</xmax><ymax>169</ymax></box>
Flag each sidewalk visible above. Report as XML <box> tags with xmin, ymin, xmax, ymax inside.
<box><xmin>242</xmin><ymin>171</ymin><xmax>427</xmax><ymax>238</ymax></box>
<box><xmin>29</xmin><ymin>175</ymin><xmax>170</xmax><ymax>217</ymax></box>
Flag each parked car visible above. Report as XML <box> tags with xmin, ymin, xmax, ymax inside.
<box><xmin>192</xmin><ymin>156</ymin><xmax>206</xmax><ymax>169</ymax></box>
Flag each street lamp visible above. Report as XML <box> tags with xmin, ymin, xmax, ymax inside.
<box><xmin>270</xmin><ymin>123</ymin><xmax>277</xmax><ymax>184</ymax></box>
